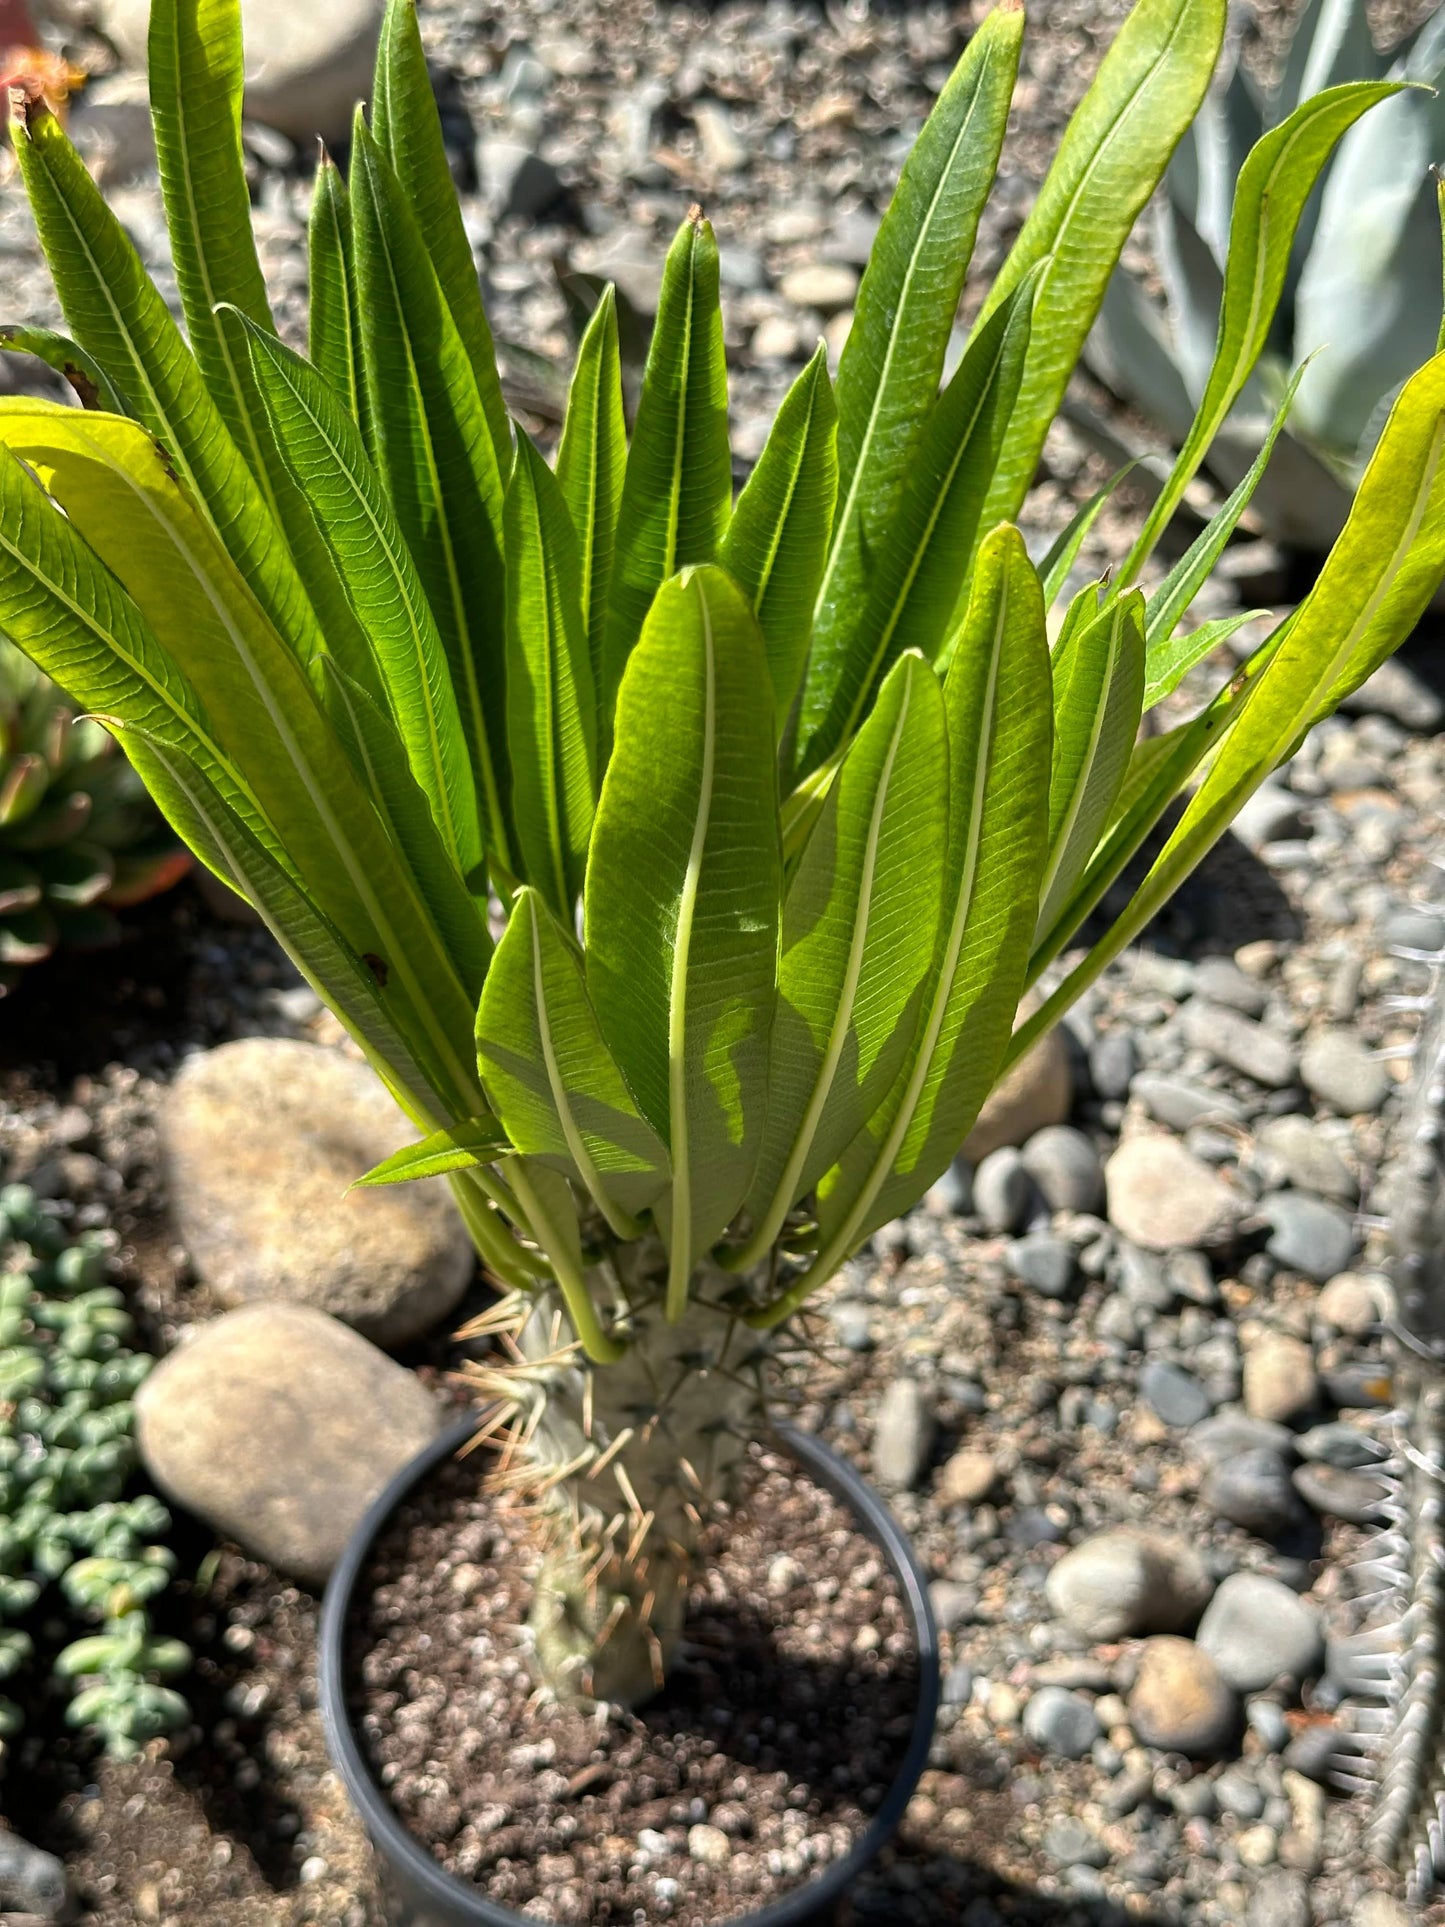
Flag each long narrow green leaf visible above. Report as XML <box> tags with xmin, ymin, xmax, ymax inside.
<box><xmin>586</xmin><ymin>567</ymin><xmax>780</xmax><ymax>1312</ymax></box>
<box><xmin>976</xmin><ymin>0</ymin><xmax>1227</xmax><ymax>527</ymax></box>
<box><xmin>307</xmin><ymin>157</ymin><xmax>364</xmax><ymax>429</ymax></box>
<box><xmin>805</xmin><ymin>4</ymin><xmax>1023</xmax><ymax>734</ymax></box>
<box><xmin>11</xmin><ymin>99</ymin><xmax>324</xmax><ymax>667</ymax></box>
<box><xmin>719</xmin><ymin>344</ymin><xmax>838</xmax><ymax>745</ymax></box>
<box><xmin>1142</xmin><ymin>364</ymin><xmax>1306</xmax><ymax>655</ymax></box>
<box><xmin>349</xmin><ymin>113</ymin><xmax>513</xmax><ymax>870</ymax></box>
<box><xmin>316</xmin><ymin>656</ymin><xmax>492</xmax><ymax>993</ymax></box>
<box><xmin>0</xmin><ymin>326</ymin><xmax>130</xmax><ymax>414</ymax></box>
<box><xmin>504</xmin><ymin>436</ymin><xmax>597</xmax><ymax>918</ymax></box>
<box><xmin>598</xmin><ymin>214</ymin><xmax>732</xmax><ymax>744</ymax></box>
<box><xmin>556</xmin><ymin>287</ymin><xmax>626</xmax><ymax>714</ymax></box>
<box><xmin>238</xmin><ymin>317</ymin><xmax>484</xmax><ymax>882</ymax></box>
<box><xmin>1008</xmin><ymin>351</ymin><xmax>1445</xmax><ymax>1077</ymax></box>
<box><xmin>0</xmin><ymin>402</ymin><xmax>487</xmax><ymax>1112</ymax></box>
<box><xmin>353</xmin><ymin>1117</ymin><xmax>512</xmax><ymax>1187</ymax></box>
<box><xmin>370</xmin><ymin>0</ymin><xmax>512</xmax><ymax>468</ymax></box>
<box><xmin>759</xmin><ymin>525</ymin><xmax>1052</xmax><ymax>1321</ymax></box>
<box><xmin>1126</xmin><ymin>79</ymin><xmax>1401</xmax><ymax>573</ymax></box>
<box><xmin>1143</xmin><ymin>607</ymin><xmax>1270</xmax><ymax>711</ymax></box>
<box><xmin>147</xmin><ymin>0</ymin><xmax>278</xmax><ymax>497</ymax></box>
<box><xmin>476</xmin><ymin>888</ymin><xmax>670</xmax><ymax>1236</ymax></box>
<box><xmin>1028</xmin><ymin>623</ymin><xmax>1286</xmax><ymax>985</ymax></box>
<box><xmin>1037</xmin><ymin>590</ymin><xmax>1146</xmax><ymax>935</ymax></box>
<box><xmin>798</xmin><ymin>268</ymin><xmax>1038</xmax><ymax>775</ymax></box>
<box><xmin>1039</xmin><ymin>463</ymin><xmax>1135</xmax><ymax>608</ymax></box>
<box><xmin>733</xmin><ymin>652</ymin><xmax>947</xmax><ymax>1268</ymax></box>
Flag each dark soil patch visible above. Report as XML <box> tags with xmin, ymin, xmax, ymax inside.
<box><xmin>347</xmin><ymin>1447</ymin><xmax>921</xmax><ymax>1925</ymax></box>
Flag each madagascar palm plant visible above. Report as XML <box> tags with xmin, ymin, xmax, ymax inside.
<box><xmin>2</xmin><ymin>0</ymin><xmax>1444</xmax><ymax>1707</ymax></box>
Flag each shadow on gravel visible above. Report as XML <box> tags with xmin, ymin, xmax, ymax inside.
<box><xmin>1092</xmin><ymin>805</ymin><xmax>1303</xmax><ymax>960</ymax></box>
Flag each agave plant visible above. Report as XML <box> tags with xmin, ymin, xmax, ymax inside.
<box><xmin>1</xmin><ymin>0</ymin><xmax>1444</xmax><ymax>1707</ymax></box>
<box><xmin>1086</xmin><ymin>0</ymin><xmax>1445</xmax><ymax>553</ymax></box>
<box><xmin>0</xmin><ymin>636</ymin><xmax>190</xmax><ymax>993</ymax></box>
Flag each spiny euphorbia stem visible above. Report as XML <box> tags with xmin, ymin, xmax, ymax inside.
<box><xmin>466</xmin><ymin>1241</ymin><xmax>774</xmax><ymax>1706</ymax></box>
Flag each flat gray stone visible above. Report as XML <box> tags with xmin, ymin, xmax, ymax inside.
<box><xmin>871</xmin><ymin>1377</ymin><xmax>934</xmax><ymax>1491</ymax></box>
<box><xmin>1260</xmin><ymin>1193</ymin><xmax>1355</xmax><ymax>1284</ymax></box>
<box><xmin>1131</xmin><ymin>1073</ymin><xmax>1245</xmax><ymax>1133</ymax></box>
<box><xmin>1299</xmin><ymin>1029</ymin><xmax>1390</xmax><ymax>1116</ymax></box>
<box><xmin>1256</xmin><ymin>1116</ymin><xmax>1358</xmax><ymax>1203</ymax></box>
<box><xmin>1020</xmin><ymin>1125</ymin><xmax>1104</xmax><ymax>1214</ymax></box>
<box><xmin>1045</xmin><ymin>1528</ymin><xmax>1213</xmax><ymax>1640</ymax></box>
<box><xmin>1182</xmin><ymin>1002</ymin><xmax>1299</xmax><ymax>1088</ymax></box>
<box><xmin>136</xmin><ymin>1303</ymin><xmax>443</xmax><ymax>1586</ymax></box>
<box><xmin>1197</xmin><ymin>1573</ymin><xmax>1323</xmax><ymax>1693</ymax></box>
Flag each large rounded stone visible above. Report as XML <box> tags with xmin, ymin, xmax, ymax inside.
<box><xmin>136</xmin><ymin>1303</ymin><xmax>443</xmax><ymax>1586</ymax></box>
<box><xmin>1045</xmin><ymin>1528</ymin><xmax>1213</xmax><ymax>1640</ymax></box>
<box><xmin>163</xmin><ymin>1038</ymin><xmax>473</xmax><ymax>1347</ymax></box>
<box><xmin>84</xmin><ymin>0</ymin><xmax>383</xmax><ymax>146</ymax></box>
<box><xmin>963</xmin><ymin>1024</ymin><xmax>1072</xmax><ymax>1161</ymax></box>
<box><xmin>1196</xmin><ymin>1573</ymin><xmax>1324</xmax><ymax>1693</ymax></box>
<box><xmin>1105</xmin><ymin>1135</ymin><xmax>1246</xmax><ymax>1252</ymax></box>
<box><xmin>1128</xmin><ymin>1637</ymin><xmax>1237</xmax><ymax>1756</ymax></box>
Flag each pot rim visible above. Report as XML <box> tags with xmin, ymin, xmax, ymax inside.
<box><xmin>319</xmin><ymin>1409</ymin><xmax>940</xmax><ymax>1927</ymax></box>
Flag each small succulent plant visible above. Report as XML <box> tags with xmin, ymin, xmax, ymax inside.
<box><xmin>1085</xmin><ymin>0</ymin><xmax>1445</xmax><ymax>553</ymax></box>
<box><xmin>0</xmin><ymin>1182</ymin><xmax>190</xmax><ymax>1757</ymax></box>
<box><xmin>0</xmin><ymin>638</ymin><xmax>190</xmax><ymax>994</ymax></box>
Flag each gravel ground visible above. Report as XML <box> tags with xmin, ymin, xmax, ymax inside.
<box><xmin>3</xmin><ymin>0</ymin><xmax>1445</xmax><ymax>1923</ymax></box>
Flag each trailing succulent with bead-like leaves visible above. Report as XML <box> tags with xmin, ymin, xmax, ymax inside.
<box><xmin>0</xmin><ymin>1182</ymin><xmax>189</xmax><ymax>1757</ymax></box>
<box><xmin>2</xmin><ymin>0</ymin><xmax>1445</xmax><ymax>1706</ymax></box>
<box><xmin>0</xmin><ymin>636</ymin><xmax>189</xmax><ymax>993</ymax></box>
<box><xmin>1085</xmin><ymin>0</ymin><xmax>1445</xmax><ymax>554</ymax></box>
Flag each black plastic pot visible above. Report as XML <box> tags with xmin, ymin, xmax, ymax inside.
<box><xmin>319</xmin><ymin>1411</ymin><xmax>940</xmax><ymax>1927</ymax></box>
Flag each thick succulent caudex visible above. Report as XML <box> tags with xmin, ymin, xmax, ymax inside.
<box><xmin>1085</xmin><ymin>0</ymin><xmax>1445</xmax><ymax>554</ymax></box>
<box><xmin>0</xmin><ymin>639</ymin><xmax>189</xmax><ymax>993</ymax></box>
<box><xmin>3</xmin><ymin>0</ymin><xmax>1445</xmax><ymax>1710</ymax></box>
<box><xmin>1329</xmin><ymin>918</ymin><xmax>1445</xmax><ymax>1904</ymax></box>
<box><xmin>0</xmin><ymin>1182</ymin><xmax>190</xmax><ymax>1757</ymax></box>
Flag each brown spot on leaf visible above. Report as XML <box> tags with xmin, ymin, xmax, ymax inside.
<box><xmin>363</xmin><ymin>952</ymin><xmax>389</xmax><ymax>987</ymax></box>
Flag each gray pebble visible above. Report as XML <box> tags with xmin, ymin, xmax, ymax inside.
<box><xmin>1197</xmin><ymin>1573</ymin><xmax>1324</xmax><ymax>1693</ymax></box>
<box><xmin>1381</xmin><ymin>907</ymin><xmax>1445</xmax><ymax>954</ymax></box>
<box><xmin>1089</xmin><ymin>1029</ymin><xmax>1138</xmax><ymax>1100</ymax></box>
<box><xmin>1165</xmin><ymin>1248</ymin><xmax>1218</xmax><ymax>1305</ymax></box>
<box><xmin>928</xmin><ymin>1581</ymin><xmax>976</xmax><ymax>1632</ymax></box>
<box><xmin>1255</xmin><ymin>1115</ymin><xmax>1358</xmax><ymax>1203</ymax></box>
<box><xmin>1261</xmin><ymin>1193</ymin><xmax>1356</xmax><ymax>1283</ymax></box>
<box><xmin>1291</xmin><ymin>1462</ymin><xmax>1387</xmax><ymax>1524</ymax></box>
<box><xmin>973</xmin><ymin>1147</ymin><xmax>1034</xmax><ymax>1235</ymax></box>
<box><xmin>1183</xmin><ymin>1002</ymin><xmax>1299</xmax><ymax>1088</ymax></box>
<box><xmin>1022</xmin><ymin>1686</ymin><xmax>1101</xmax><ymax>1760</ymax></box>
<box><xmin>1299</xmin><ymin>1029</ymin><xmax>1390</xmax><ymax>1116</ymax></box>
<box><xmin>1140</xmin><ymin>1359</ymin><xmax>1214</xmax><ymax>1427</ymax></box>
<box><xmin>1007</xmin><ymin>1234</ymin><xmax>1076</xmax><ymax>1298</ymax></box>
<box><xmin>1095</xmin><ymin>1294</ymin><xmax>1140</xmax><ymax>1346</ymax></box>
<box><xmin>1282</xmin><ymin>1722</ymin><xmax>1347</xmax><ymax>1784</ymax></box>
<box><xmin>942</xmin><ymin>1661</ymin><xmax>974</xmax><ymax>1706</ymax></box>
<box><xmin>1201</xmin><ymin>1447</ymin><xmax>1302</xmax><ymax>1538</ymax></box>
<box><xmin>828</xmin><ymin>1301</ymin><xmax>874</xmax><ymax>1352</ymax></box>
<box><xmin>1246</xmin><ymin>1699</ymin><xmax>1291</xmax><ymax>1753</ymax></box>
<box><xmin>1131</xmin><ymin>1072</ymin><xmax>1245</xmax><ymax>1132</ymax></box>
<box><xmin>1324</xmin><ymin>1362</ymin><xmax>1395</xmax><ymax>1408</ymax></box>
<box><xmin>1189</xmin><ymin>1413</ymin><xmax>1295</xmax><ymax>1464</ymax></box>
<box><xmin>1021</xmin><ymin>1125</ymin><xmax>1105</xmax><ymax>1214</ymax></box>
<box><xmin>871</xmin><ymin>1378</ymin><xmax>934</xmax><ymax>1490</ymax></box>
<box><xmin>1041</xmin><ymin>1816</ymin><xmax>1108</xmax><ymax>1868</ymax></box>
<box><xmin>1118</xmin><ymin>1243</ymin><xmax>1175</xmax><ymax>1311</ymax></box>
<box><xmin>1295</xmin><ymin>1422</ymin><xmax>1384</xmax><ymax>1470</ymax></box>
<box><xmin>0</xmin><ymin>1831</ymin><xmax>69</xmax><ymax>1920</ymax></box>
<box><xmin>923</xmin><ymin>1162</ymin><xmax>972</xmax><ymax>1217</ymax></box>
<box><xmin>1194</xmin><ymin>958</ymin><xmax>1269</xmax><ymax>1016</ymax></box>
<box><xmin>1232</xmin><ymin>782</ymin><xmax>1306</xmax><ymax>852</ymax></box>
<box><xmin>1214</xmin><ymin>1765</ymin><xmax>1266</xmax><ymax>1820</ymax></box>
<box><xmin>1247</xmin><ymin>1869</ymin><xmax>1312</xmax><ymax>1927</ymax></box>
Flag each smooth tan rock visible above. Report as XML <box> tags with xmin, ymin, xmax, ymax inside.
<box><xmin>136</xmin><ymin>1304</ymin><xmax>442</xmax><ymax>1585</ymax></box>
<box><xmin>1104</xmin><ymin>1134</ymin><xmax>1246</xmax><ymax>1252</ymax></box>
<box><xmin>80</xmin><ymin>0</ymin><xmax>383</xmax><ymax>147</ymax></box>
<box><xmin>963</xmin><ymin>1025</ymin><xmax>1072</xmax><ymax>1162</ymax></box>
<box><xmin>1128</xmin><ymin>1637</ymin><xmax>1237</xmax><ymax>1756</ymax></box>
<box><xmin>936</xmin><ymin>1449</ymin><xmax>1000</xmax><ymax>1508</ymax></box>
<box><xmin>163</xmin><ymin>1038</ymin><xmax>472</xmax><ymax>1347</ymax></box>
<box><xmin>1243</xmin><ymin>1333</ymin><xmax>1319</xmax><ymax>1426</ymax></box>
